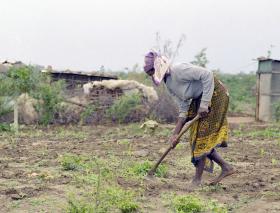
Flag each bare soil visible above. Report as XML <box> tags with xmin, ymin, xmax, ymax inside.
<box><xmin>0</xmin><ymin>117</ymin><xmax>279</xmax><ymax>212</ymax></box>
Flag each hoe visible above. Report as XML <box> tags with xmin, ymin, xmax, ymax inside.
<box><xmin>148</xmin><ymin>115</ymin><xmax>200</xmax><ymax>176</ymax></box>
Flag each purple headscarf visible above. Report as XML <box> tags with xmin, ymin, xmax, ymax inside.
<box><xmin>143</xmin><ymin>51</ymin><xmax>157</xmax><ymax>72</ymax></box>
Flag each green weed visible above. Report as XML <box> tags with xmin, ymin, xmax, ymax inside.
<box><xmin>60</xmin><ymin>154</ymin><xmax>82</xmax><ymax>171</ymax></box>
<box><xmin>127</xmin><ymin>160</ymin><xmax>168</xmax><ymax>178</ymax></box>
<box><xmin>67</xmin><ymin>187</ymin><xmax>139</xmax><ymax>213</ymax></box>
<box><xmin>172</xmin><ymin>195</ymin><xmax>204</xmax><ymax>213</ymax></box>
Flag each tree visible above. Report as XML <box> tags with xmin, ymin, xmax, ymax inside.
<box><xmin>191</xmin><ymin>48</ymin><xmax>209</xmax><ymax>68</ymax></box>
<box><xmin>0</xmin><ymin>66</ymin><xmax>42</xmax><ymax>132</ymax></box>
<box><xmin>0</xmin><ymin>65</ymin><xmax>64</xmax><ymax>131</ymax></box>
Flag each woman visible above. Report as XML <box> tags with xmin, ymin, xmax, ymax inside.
<box><xmin>143</xmin><ymin>51</ymin><xmax>235</xmax><ymax>186</ymax></box>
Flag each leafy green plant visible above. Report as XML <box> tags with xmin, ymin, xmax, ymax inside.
<box><xmin>33</xmin><ymin>79</ymin><xmax>64</xmax><ymax>125</ymax></box>
<box><xmin>80</xmin><ymin>105</ymin><xmax>96</xmax><ymax>125</ymax></box>
<box><xmin>172</xmin><ymin>195</ymin><xmax>204</xmax><ymax>213</ymax></box>
<box><xmin>128</xmin><ymin>160</ymin><xmax>168</xmax><ymax>177</ymax></box>
<box><xmin>0</xmin><ymin>123</ymin><xmax>11</xmax><ymax>132</ymax></box>
<box><xmin>60</xmin><ymin>153</ymin><xmax>82</xmax><ymax>171</ymax></box>
<box><xmin>106</xmin><ymin>92</ymin><xmax>142</xmax><ymax>123</ymax></box>
<box><xmin>67</xmin><ymin>198</ymin><xmax>94</xmax><ymax>213</ymax></box>
<box><xmin>67</xmin><ymin>187</ymin><xmax>139</xmax><ymax>213</ymax></box>
<box><xmin>170</xmin><ymin>194</ymin><xmax>227</xmax><ymax>213</ymax></box>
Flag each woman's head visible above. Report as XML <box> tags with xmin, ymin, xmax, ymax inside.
<box><xmin>143</xmin><ymin>51</ymin><xmax>170</xmax><ymax>86</ymax></box>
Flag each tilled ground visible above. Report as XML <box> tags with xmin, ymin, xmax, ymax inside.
<box><xmin>0</xmin><ymin>118</ymin><xmax>279</xmax><ymax>212</ymax></box>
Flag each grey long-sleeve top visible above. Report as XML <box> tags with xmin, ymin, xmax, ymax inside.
<box><xmin>165</xmin><ymin>63</ymin><xmax>214</xmax><ymax>118</ymax></box>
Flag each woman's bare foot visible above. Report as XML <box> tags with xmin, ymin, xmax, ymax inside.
<box><xmin>210</xmin><ymin>166</ymin><xmax>235</xmax><ymax>185</ymax></box>
<box><xmin>191</xmin><ymin>178</ymin><xmax>202</xmax><ymax>187</ymax></box>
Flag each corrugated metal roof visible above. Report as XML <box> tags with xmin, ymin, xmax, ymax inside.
<box><xmin>42</xmin><ymin>69</ymin><xmax>118</xmax><ymax>79</ymax></box>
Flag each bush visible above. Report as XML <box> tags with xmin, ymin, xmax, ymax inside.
<box><xmin>106</xmin><ymin>92</ymin><xmax>142</xmax><ymax>123</ymax></box>
<box><xmin>33</xmin><ymin>79</ymin><xmax>64</xmax><ymax>125</ymax></box>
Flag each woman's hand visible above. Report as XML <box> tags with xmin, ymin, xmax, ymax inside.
<box><xmin>169</xmin><ymin>134</ymin><xmax>179</xmax><ymax>149</ymax></box>
<box><xmin>198</xmin><ymin>106</ymin><xmax>209</xmax><ymax>118</ymax></box>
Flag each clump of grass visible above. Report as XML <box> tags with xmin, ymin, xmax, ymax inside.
<box><xmin>128</xmin><ymin>160</ymin><xmax>168</xmax><ymax>177</ymax></box>
<box><xmin>172</xmin><ymin>195</ymin><xmax>204</xmax><ymax>213</ymax></box>
<box><xmin>163</xmin><ymin>194</ymin><xmax>227</xmax><ymax>213</ymax></box>
<box><xmin>67</xmin><ymin>187</ymin><xmax>139</xmax><ymax>213</ymax></box>
<box><xmin>60</xmin><ymin>153</ymin><xmax>82</xmax><ymax>171</ymax></box>
<box><xmin>67</xmin><ymin>198</ymin><xmax>94</xmax><ymax>213</ymax></box>
<box><xmin>105</xmin><ymin>187</ymin><xmax>139</xmax><ymax>213</ymax></box>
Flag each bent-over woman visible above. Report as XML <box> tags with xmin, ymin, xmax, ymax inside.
<box><xmin>143</xmin><ymin>51</ymin><xmax>235</xmax><ymax>186</ymax></box>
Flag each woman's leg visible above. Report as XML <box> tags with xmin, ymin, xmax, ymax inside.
<box><xmin>208</xmin><ymin>149</ymin><xmax>235</xmax><ymax>184</ymax></box>
<box><xmin>192</xmin><ymin>155</ymin><xmax>206</xmax><ymax>185</ymax></box>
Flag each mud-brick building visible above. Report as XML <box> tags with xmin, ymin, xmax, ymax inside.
<box><xmin>256</xmin><ymin>58</ymin><xmax>280</xmax><ymax>121</ymax></box>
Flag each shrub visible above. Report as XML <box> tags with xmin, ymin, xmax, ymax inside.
<box><xmin>106</xmin><ymin>92</ymin><xmax>142</xmax><ymax>123</ymax></box>
<box><xmin>33</xmin><ymin>79</ymin><xmax>64</xmax><ymax>125</ymax></box>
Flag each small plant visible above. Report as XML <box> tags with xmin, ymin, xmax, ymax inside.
<box><xmin>207</xmin><ymin>199</ymin><xmax>228</xmax><ymax>213</ymax></box>
<box><xmin>272</xmin><ymin>158</ymin><xmax>278</xmax><ymax>165</ymax></box>
<box><xmin>128</xmin><ymin>160</ymin><xmax>168</xmax><ymax>177</ymax></box>
<box><xmin>106</xmin><ymin>92</ymin><xmax>142</xmax><ymax>123</ymax></box>
<box><xmin>80</xmin><ymin>105</ymin><xmax>95</xmax><ymax>125</ymax></box>
<box><xmin>67</xmin><ymin>198</ymin><xmax>94</xmax><ymax>213</ymax></box>
<box><xmin>172</xmin><ymin>195</ymin><xmax>204</xmax><ymax>213</ymax></box>
<box><xmin>60</xmin><ymin>153</ymin><xmax>82</xmax><ymax>171</ymax></box>
<box><xmin>0</xmin><ymin>123</ymin><xmax>11</xmax><ymax>132</ymax></box>
<box><xmin>104</xmin><ymin>187</ymin><xmax>139</xmax><ymax>213</ymax></box>
<box><xmin>273</xmin><ymin>101</ymin><xmax>280</xmax><ymax>122</ymax></box>
<box><xmin>259</xmin><ymin>148</ymin><xmax>266</xmax><ymax>157</ymax></box>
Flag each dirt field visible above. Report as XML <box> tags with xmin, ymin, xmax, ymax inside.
<box><xmin>0</xmin><ymin>117</ymin><xmax>279</xmax><ymax>212</ymax></box>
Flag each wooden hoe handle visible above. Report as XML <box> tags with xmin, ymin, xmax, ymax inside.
<box><xmin>148</xmin><ymin>115</ymin><xmax>200</xmax><ymax>176</ymax></box>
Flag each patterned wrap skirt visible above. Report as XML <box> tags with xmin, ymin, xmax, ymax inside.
<box><xmin>187</xmin><ymin>78</ymin><xmax>229</xmax><ymax>172</ymax></box>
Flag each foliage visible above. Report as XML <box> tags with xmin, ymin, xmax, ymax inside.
<box><xmin>128</xmin><ymin>160</ymin><xmax>168</xmax><ymax>177</ymax></box>
<box><xmin>0</xmin><ymin>65</ymin><xmax>65</xmax><ymax>125</ymax></box>
<box><xmin>60</xmin><ymin>153</ymin><xmax>82</xmax><ymax>171</ymax></box>
<box><xmin>191</xmin><ymin>48</ymin><xmax>209</xmax><ymax>68</ymax></box>
<box><xmin>272</xmin><ymin>101</ymin><xmax>280</xmax><ymax>122</ymax></box>
<box><xmin>106</xmin><ymin>92</ymin><xmax>142</xmax><ymax>123</ymax></box>
<box><xmin>172</xmin><ymin>195</ymin><xmax>204</xmax><ymax>213</ymax></box>
<box><xmin>0</xmin><ymin>123</ymin><xmax>11</xmax><ymax>132</ymax></box>
<box><xmin>232</xmin><ymin>126</ymin><xmax>280</xmax><ymax>139</ymax></box>
<box><xmin>80</xmin><ymin>105</ymin><xmax>96</xmax><ymax>125</ymax></box>
<box><xmin>217</xmin><ymin>72</ymin><xmax>256</xmax><ymax>113</ymax></box>
<box><xmin>170</xmin><ymin>194</ymin><xmax>227</xmax><ymax>213</ymax></box>
<box><xmin>67</xmin><ymin>187</ymin><xmax>139</xmax><ymax>213</ymax></box>
<box><xmin>1</xmin><ymin>66</ymin><xmax>42</xmax><ymax>97</ymax></box>
<box><xmin>33</xmin><ymin>79</ymin><xmax>64</xmax><ymax>125</ymax></box>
